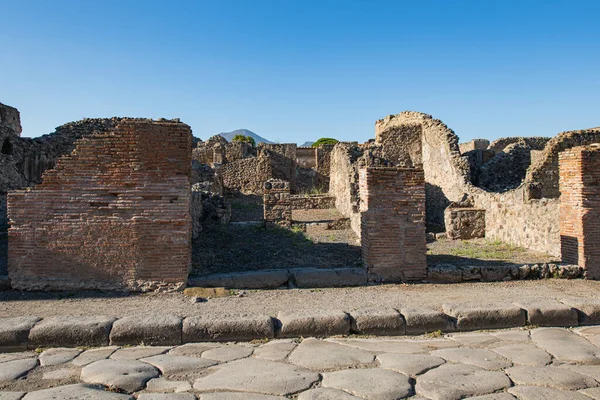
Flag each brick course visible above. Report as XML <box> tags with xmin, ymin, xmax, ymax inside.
<box><xmin>8</xmin><ymin>119</ymin><xmax>192</xmax><ymax>291</ymax></box>
<box><xmin>359</xmin><ymin>167</ymin><xmax>427</xmax><ymax>282</ymax></box>
<box><xmin>559</xmin><ymin>144</ymin><xmax>600</xmax><ymax>279</ymax></box>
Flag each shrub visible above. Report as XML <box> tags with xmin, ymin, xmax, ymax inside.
<box><xmin>311</xmin><ymin>137</ymin><xmax>339</xmax><ymax>147</ymax></box>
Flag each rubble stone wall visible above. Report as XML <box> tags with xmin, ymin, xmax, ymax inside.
<box><xmin>359</xmin><ymin>167</ymin><xmax>427</xmax><ymax>282</ymax></box>
<box><xmin>263</xmin><ymin>179</ymin><xmax>291</xmax><ymax>228</ymax></box>
<box><xmin>559</xmin><ymin>145</ymin><xmax>600</xmax><ymax>278</ymax></box>
<box><xmin>329</xmin><ymin>143</ymin><xmax>362</xmax><ymax>236</ymax></box>
<box><xmin>296</xmin><ymin>147</ymin><xmax>317</xmax><ymax>168</ymax></box>
<box><xmin>220</xmin><ymin>157</ymin><xmax>271</xmax><ymax>195</ymax></box>
<box><xmin>8</xmin><ymin>119</ymin><xmax>192</xmax><ymax>292</ymax></box>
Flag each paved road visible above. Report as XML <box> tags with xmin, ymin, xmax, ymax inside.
<box><xmin>2</xmin><ymin>326</ymin><xmax>600</xmax><ymax>399</ymax></box>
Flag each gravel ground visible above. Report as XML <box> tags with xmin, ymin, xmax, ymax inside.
<box><xmin>1</xmin><ymin>279</ymin><xmax>599</xmax><ymax>319</ymax></box>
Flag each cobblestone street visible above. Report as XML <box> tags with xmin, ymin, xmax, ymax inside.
<box><xmin>2</xmin><ymin>326</ymin><xmax>600</xmax><ymax>399</ymax></box>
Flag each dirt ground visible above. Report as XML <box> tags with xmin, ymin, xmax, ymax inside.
<box><xmin>1</xmin><ymin>279</ymin><xmax>599</xmax><ymax>319</ymax></box>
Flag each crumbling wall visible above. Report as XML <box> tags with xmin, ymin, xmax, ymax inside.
<box><xmin>329</xmin><ymin>143</ymin><xmax>363</xmax><ymax>236</ymax></box>
<box><xmin>8</xmin><ymin>119</ymin><xmax>192</xmax><ymax>292</ymax></box>
<box><xmin>459</xmin><ymin>139</ymin><xmax>489</xmax><ymax>154</ymax></box>
<box><xmin>360</xmin><ymin>167</ymin><xmax>426</xmax><ymax>282</ymax></box>
<box><xmin>315</xmin><ymin>144</ymin><xmax>334</xmax><ymax>189</ymax></box>
<box><xmin>220</xmin><ymin>157</ymin><xmax>271</xmax><ymax>195</ymax></box>
<box><xmin>259</xmin><ymin>143</ymin><xmax>297</xmax><ymax>190</ymax></box>
<box><xmin>296</xmin><ymin>147</ymin><xmax>316</xmax><ymax>168</ymax></box>
<box><xmin>263</xmin><ymin>179</ymin><xmax>291</xmax><ymax>228</ymax></box>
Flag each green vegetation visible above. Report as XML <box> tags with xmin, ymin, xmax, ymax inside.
<box><xmin>232</xmin><ymin>134</ymin><xmax>256</xmax><ymax>147</ymax></box>
<box><xmin>311</xmin><ymin>137</ymin><xmax>339</xmax><ymax>147</ymax></box>
<box><xmin>447</xmin><ymin>239</ymin><xmax>526</xmax><ymax>260</ymax></box>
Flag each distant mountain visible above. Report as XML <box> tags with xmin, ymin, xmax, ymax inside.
<box><xmin>219</xmin><ymin>129</ymin><xmax>273</xmax><ymax>144</ymax></box>
<box><xmin>300</xmin><ymin>141</ymin><xmax>315</xmax><ymax>147</ymax></box>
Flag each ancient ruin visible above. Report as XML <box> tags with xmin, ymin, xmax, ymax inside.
<box><xmin>2</xmin><ymin>100</ymin><xmax>600</xmax><ymax>291</ymax></box>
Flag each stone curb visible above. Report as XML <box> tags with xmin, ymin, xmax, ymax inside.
<box><xmin>0</xmin><ymin>302</ymin><xmax>592</xmax><ymax>348</ymax></box>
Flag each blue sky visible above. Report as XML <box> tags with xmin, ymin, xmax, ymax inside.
<box><xmin>1</xmin><ymin>0</ymin><xmax>599</xmax><ymax>144</ymax></box>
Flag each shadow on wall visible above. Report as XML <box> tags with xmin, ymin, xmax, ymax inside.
<box><xmin>425</xmin><ymin>183</ymin><xmax>449</xmax><ymax>233</ymax></box>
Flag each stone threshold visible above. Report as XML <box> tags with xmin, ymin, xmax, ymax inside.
<box><xmin>0</xmin><ymin>299</ymin><xmax>597</xmax><ymax>350</ymax></box>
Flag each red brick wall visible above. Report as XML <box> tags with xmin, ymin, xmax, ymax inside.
<box><xmin>559</xmin><ymin>144</ymin><xmax>600</xmax><ymax>279</ymax></box>
<box><xmin>8</xmin><ymin>120</ymin><xmax>192</xmax><ymax>291</ymax></box>
<box><xmin>359</xmin><ymin>167</ymin><xmax>427</xmax><ymax>282</ymax></box>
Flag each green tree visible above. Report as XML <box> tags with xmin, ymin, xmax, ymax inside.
<box><xmin>232</xmin><ymin>134</ymin><xmax>256</xmax><ymax>147</ymax></box>
<box><xmin>311</xmin><ymin>137</ymin><xmax>338</xmax><ymax>147</ymax></box>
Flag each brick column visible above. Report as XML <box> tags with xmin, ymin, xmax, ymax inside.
<box><xmin>559</xmin><ymin>144</ymin><xmax>600</xmax><ymax>278</ymax></box>
<box><xmin>263</xmin><ymin>179</ymin><xmax>291</xmax><ymax>228</ymax></box>
<box><xmin>359</xmin><ymin>167</ymin><xmax>427</xmax><ymax>282</ymax></box>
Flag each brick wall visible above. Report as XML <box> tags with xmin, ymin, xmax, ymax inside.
<box><xmin>559</xmin><ymin>144</ymin><xmax>600</xmax><ymax>279</ymax></box>
<box><xmin>359</xmin><ymin>167</ymin><xmax>427</xmax><ymax>282</ymax></box>
<box><xmin>8</xmin><ymin>119</ymin><xmax>192</xmax><ymax>292</ymax></box>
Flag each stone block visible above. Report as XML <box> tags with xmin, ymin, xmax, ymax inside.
<box><xmin>444</xmin><ymin>208</ymin><xmax>486</xmax><ymax>240</ymax></box>
<box><xmin>400</xmin><ymin>307</ymin><xmax>455</xmax><ymax>334</ymax></box>
<box><xmin>188</xmin><ymin>270</ymin><xmax>290</xmax><ymax>289</ymax></box>
<box><xmin>0</xmin><ymin>317</ymin><xmax>40</xmax><ymax>351</ymax></box>
<box><xmin>292</xmin><ymin>268</ymin><xmax>367</xmax><ymax>288</ymax></box>
<box><xmin>443</xmin><ymin>303</ymin><xmax>526</xmax><ymax>331</ymax></box>
<box><xmin>183</xmin><ymin>314</ymin><xmax>274</xmax><ymax>342</ymax></box>
<box><xmin>350</xmin><ymin>308</ymin><xmax>405</xmax><ymax>336</ymax></box>
<box><xmin>277</xmin><ymin>310</ymin><xmax>350</xmax><ymax>337</ymax></box>
<box><xmin>561</xmin><ymin>299</ymin><xmax>600</xmax><ymax>325</ymax></box>
<box><xmin>110</xmin><ymin>314</ymin><xmax>182</xmax><ymax>346</ymax></box>
<box><xmin>29</xmin><ymin>316</ymin><xmax>115</xmax><ymax>348</ymax></box>
<box><xmin>427</xmin><ymin>264</ymin><xmax>463</xmax><ymax>283</ymax></box>
<box><xmin>515</xmin><ymin>300</ymin><xmax>579</xmax><ymax>327</ymax></box>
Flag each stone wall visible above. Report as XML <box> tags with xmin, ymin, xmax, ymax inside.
<box><xmin>359</xmin><ymin>167</ymin><xmax>427</xmax><ymax>282</ymax></box>
<box><xmin>459</xmin><ymin>139</ymin><xmax>489</xmax><ymax>154</ymax></box>
<box><xmin>316</xmin><ymin>144</ymin><xmax>334</xmax><ymax>189</ymax></box>
<box><xmin>259</xmin><ymin>143</ymin><xmax>297</xmax><ymax>190</ymax></box>
<box><xmin>8</xmin><ymin>119</ymin><xmax>192</xmax><ymax>292</ymax></box>
<box><xmin>290</xmin><ymin>194</ymin><xmax>336</xmax><ymax>210</ymax></box>
<box><xmin>220</xmin><ymin>157</ymin><xmax>271</xmax><ymax>195</ymax></box>
<box><xmin>559</xmin><ymin>144</ymin><xmax>600</xmax><ymax>279</ymax></box>
<box><xmin>263</xmin><ymin>179</ymin><xmax>291</xmax><ymax>228</ymax></box>
<box><xmin>329</xmin><ymin>143</ymin><xmax>363</xmax><ymax>236</ymax></box>
<box><xmin>444</xmin><ymin>207</ymin><xmax>486</xmax><ymax>240</ymax></box>
<box><xmin>296</xmin><ymin>147</ymin><xmax>316</xmax><ymax>168</ymax></box>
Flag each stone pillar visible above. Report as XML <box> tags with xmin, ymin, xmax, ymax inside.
<box><xmin>559</xmin><ymin>144</ymin><xmax>600</xmax><ymax>279</ymax></box>
<box><xmin>263</xmin><ymin>179</ymin><xmax>291</xmax><ymax>228</ymax></box>
<box><xmin>359</xmin><ymin>167</ymin><xmax>427</xmax><ymax>282</ymax></box>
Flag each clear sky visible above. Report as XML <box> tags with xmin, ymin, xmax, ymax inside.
<box><xmin>1</xmin><ymin>0</ymin><xmax>599</xmax><ymax>144</ymax></box>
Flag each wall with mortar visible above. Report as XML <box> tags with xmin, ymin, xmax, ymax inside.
<box><xmin>8</xmin><ymin>119</ymin><xmax>192</xmax><ymax>292</ymax></box>
<box><xmin>559</xmin><ymin>145</ymin><xmax>600</xmax><ymax>278</ymax></box>
<box><xmin>359</xmin><ymin>167</ymin><xmax>427</xmax><ymax>282</ymax></box>
<box><xmin>296</xmin><ymin>147</ymin><xmax>317</xmax><ymax>168</ymax></box>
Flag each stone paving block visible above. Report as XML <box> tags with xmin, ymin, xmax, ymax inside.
<box><xmin>22</xmin><ymin>384</ymin><xmax>133</xmax><ymax>399</ymax></box>
<box><xmin>41</xmin><ymin>368</ymin><xmax>79</xmax><ymax>380</ymax></box>
<box><xmin>442</xmin><ymin>303</ymin><xmax>526</xmax><ymax>331</ymax></box>
<box><xmin>183</xmin><ymin>314</ymin><xmax>274</xmax><ymax>342</ymax></box>
<box><xmin>252</xmin><ymin>340</ymin><xmax>297</xmax><ymax>361</ymax></box>
<box><xmin>531</xmin><ymin>327</ymin><xmax>600</xmax><ymax>364</ymax></box>
<box><xmin>490</xmin><ymin>329</ymin><xmax>531</xmax><ymax>342</ymax></box>
<box><xmin>505</xmin><ymin>365</ymin><xmax>598</xmax><ymax>390</ymax></box>
<box><xmin>448</xmin><ymin>332</ymin><xmax>499</xmax><ymax>347</ymax></box>
<box><xmin>28</xmin><ymin>316</ymin><xmax>114</xmax><ymax>348</ymax></box>
<box><xmin>291</xmin><ymin>268</ymin><xmax>367</xmax><ymax>288</ymax></box>
<box><xmin>110</xmin><ymin>314</ymin><xmax>182</xmax><ymax>346</ymax></box>
<box><xmin>188</xmin><ymin>270</ymin><xmax>290</xmax><ymax>289</ymax></box>
<box><xmin>349</xmin><ymin>308</ymin><xmax>405</xmax><ymax>336</ymax></box>
<box><xmin>377</xmin><ymin>353</ymin><xmax>445</xmax><ymax>376</ymax></box>
<box><xmin>141</xmin><ymin>354</ymin><xmax>217</xmax><ymax>375</ymax></box>
<box><xmin>432</xmin><ymin>348</ymin><xmax>511</xmax><ymax>370</ymax></box>
<box><xmin>168</xmin><ymin>343</ymin><xmax>220</xmax><ymax>357</ymax></box>
<box><xmin>491</xmin><ymin>344</ymin><xmax>552</xmax><ymax>366</ymax></box>
<box><xmin>81</xmin><ymin>359</ymin><xmax>159</xmax><ymax>393</ymax></box>
<box><xmin>110</xmin><ymin>347</ymin><xmax>171</xmax><ymax>360</ymax></box>
<box><xmin>0</xmin><ymin>358</ymin><xmax>38</xmax><ymax>382</ymax></box>
<box><xmin>559</xmin><ymin>364</ymin><xmax>600</xmax><ymax>382</ymax></box>
<box><xmin>297</xmin><ymin>388</ymin><xmax>361</xmax><ymax>399</ymax></box>
<box><xmin>0</xmin><ymin>392</ymin><xmax>26</xmax><ymax>400</ymax></box>
<box><xmin>137</xmin><ymin>393</ymin><xmax>196</xmax><ymax>400</ymax></box>
<box><xmin>201</xmin><ymin>345</ymin><xmax>253</xmax><ymax>362</ymax></box>
<box><xmin>0</xmin><ymin>352</ymin><xmax>36</xmax><ymax>363</ymax></box>
<box><xmin>400</xmin><ymin>307</ymin><xmax>455</xmax><ymax>334</ymax></box>
<box><xmin>508</xmin><ymin>385</ymin><xmax>591</xmax><ymax>400</ymax></box>
<box><xmin>38</xmin><ymin>348</ymin><xmax>81</xmax><ymax>367</ymax></box>
<box><xmin>277</xmin><ymin>310</ymin><xmax>350</xmax><ymax>337</ymax></box>
<box><xmin>193</xmin><ymin>358</ymin><xmax>319</xmax><ymax>396</ymax></box>
<box><xmin>287</xmin><ymin>338</ymin><xmax>374</xmax><ymax>370</ymax></box>
<box><xmin>514</xmin><ymin>300</ymin><xmax>579</xmax><ymax>327</ymax></box>
<box><xmin>415</xmin><ymin>364</ymin><xmax>511</xmax><ymax>400</ymax></box>
<box><xmin>199</xmin><ymin>393</ymin><xmax>287</xmax><ymax>400</ymax></box>
<box><xmin>326</xmin><ymin>338</ymin><xmax>427</xmax><ymax>354</ymax></box>
<box><xmin>0</xmin><ymin>317</ymin><xmax>40</xmax><ymax>352</ymax></box>
<box><xmin>146</xmin><ymin>378</ymin><xmax>192</xmax><ymax>393</ymax></box>
<box><xmin>322</xmin><ymin>368</ymin><xmax>411</xmax><ymax>400</ymax></box>
<box><xmin>466</xmin><ymin>394</ymin><xmax>516</xmax><ymax>400</ymax></box>
<box><xmin>72</xmin><ymin>346</ymin><xmax>119</xmax><ymax>366</ymax></box>
<box><xmin>579</xmin><ymin>387</ymin><xmax>600</xmax><ymax>399</ymax></box>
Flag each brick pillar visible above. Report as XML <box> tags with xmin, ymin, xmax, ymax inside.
<box><xmin>263</xmin><ymin>179</ymin><xmax>291</xmax><ymax>228</ymax></box>
<box><xmin>359</xmin><ymin>167</ymin><xmax>427</xmax><ymax>282</ymax></box>
<box><xmin>559</xmin><ymin>144</ymin><xmax>600</xmax><ymax>278</ymax></box>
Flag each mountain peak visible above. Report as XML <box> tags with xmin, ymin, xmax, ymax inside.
<box><xmin>219</xmin><ymin>129</ymin><xmax>273</xmax><ymax>144</ymax></box>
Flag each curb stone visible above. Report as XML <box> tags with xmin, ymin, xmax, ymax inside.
<box><xmin>291</xmin><ymin>268</ymin><xmax>367</xmax><ymax>288</ymax></box>
<box><xmin>1</xmin><ymin>302</ymin><xmax>593</xmax><ymax>347</ymax></box>
<box><xmin>188</xmin><ymin>270</ymin><xmax>290</xmax><ymax>289</ymax></box>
